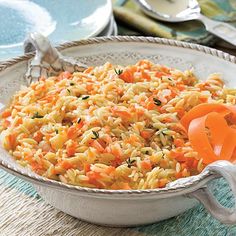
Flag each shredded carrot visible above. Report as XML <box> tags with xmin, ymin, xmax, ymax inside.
<box><xmin>158</xmin><ymin>178</ymin><xmax>168</xmax><ymax>188</ymax></box>
<box><xmin>155</xmin><ymin>71</ymin><xmax>166</xmax><ymax>78</ymax></box>
<box><xmin>141</xmin><ymin>71</ymin><xmax>151</xmax><ymax>81</ymax></box>
<box><xmin>60</xmin><ymin>160</ymin><xmax>73</xmax><ymax>170</ymax></box>
<box><xmin>176</xmin><ymin>84</ymin><xmax>186</xmax><ymax>91</ymax></box>
<box><xmin>66</xmin><ymin>141</ymin><xmax>77</xmax><ymax>157</ymax></box>
<box><xmin>31</xmin><ymin>161</ymin><xmax>44</xmax><ymax>173</ymax></box>
<box><xmin>111</xmin><ymin>156</ymin><xmax>122</xmax><ymax>167</ymax></box>
<box><xmin>121</xmin><ymin>182</ymin><xmax>131</xmax><ymax>190</ymax></box>
<box><xmin>199</xmin><ymin>97</ymin><xmax>208</xmax><ymax>103</ymax></box>
<box><xmin>1</xmin><ymin>109</ymin><xmax>11</xmax><ymax>118</ymax></box>
<box><xmin>140</xmin><ymin>160</ymin><xmax>152</xmax><ymax>170</ymax></box>
<box><xmin>86</xmin><ymin>171</ymin><xmax>104</xmax><ymax>188</ymax></box>
<box><xmin>91</xmin><ymin>140</ymin><xmax>104</xmax><ymax>153</ymax></box>
<box><xmin>140</xmin><ymin>130</ymin><xmax>154</xmax><ymax>139</ymax></box>
<box><xmin>87</xmin><ymin>171</ymin><xmax>101</xmax><ymax>180</ymax></box>
<box><xmin>76</xmin><ymin>120</ymin><xmax>84</xmax><ymax>130</ymax></box>
<box><xmin>175</xmin><ymin>172</ymin><xmax>182</xmax><ymax>179</ymax></box>
<box><xmin>119</xmin><ymin>69</ymin><xmax>134</xmax><ymax>83</ymax></box>
<box><xmin>170</xmin><ymin>150</ymin><xmax>187</xmax><ymax>162</ymax></box>
<box><xmin>111</xmin><ymin>106</ymin><xmax>132</xmax><ymax>119</ymax></box>
<box><xmin>174</xmin><ymin>138</ymin><xmax>184</xmax><ymax>147</ymax></box>
<box><xmin>168</xmin><ymin>86</ymin><xmax>178</xmax><ymax>97</ymax></box>
<box><xmin>84</xmin><ymin>163</ymin><xmax>91</xmax><ymax>173</ymax></box>
<box><xmin>86</xmin><ymin>83</ymin><xmax>93</xmax><ymax>91</ymax></box>
<box><xmin>7</xmin><ymin>133</ymin><xmax>17</xmax><ymax>150</ymax></box>
<box><xmin>67</xmin><ymin>122</ymin><xmax>84</xmax><ymax>139</ymax></box>
<box><xmin>145</xmin><ymin>96</ymin><xmax>162</xmax><ymax>111</ymax></box>
<box><xmin>33</xmin><ymin>131</ymin><xmax>43</xmax><ymax>143</ymax></box>
<box><xmin>146</xmin><ymin>101</ymin><xmax>156</xmax><ymax>110</ymax></box>
<box><xmin>67</xmin><ymin>126</ymin><xmax>77</xmax><ymax>139</ymax></box>
<box><xmin>14</xmin><ymin>117</ymin><xmax>23</xmax><ymax>126</ymax></box>
<box><xmin>45</xmin><ymin>134</ymin><xmax>51</xmax><ymax>142</ymax></box>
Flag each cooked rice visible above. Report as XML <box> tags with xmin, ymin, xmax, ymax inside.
<box><xmin>0</xmin><ymin>60</ymin><xmax>235</xmax><ymax>190</ymax></box>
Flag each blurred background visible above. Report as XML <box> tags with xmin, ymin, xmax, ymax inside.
<box><xmin>0</xmin><ymin>0</ymin><xmax>235</xmax><ymax>60</ymax></box>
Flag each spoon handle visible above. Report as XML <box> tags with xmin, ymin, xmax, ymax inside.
<box><xmin>198</xmin><ymin>14</ymin><xmax>236</xmax><ymax>47</ymax></box>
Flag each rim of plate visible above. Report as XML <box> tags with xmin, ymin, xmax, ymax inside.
<box><xmin>97</xmin><ymin>15</ymin><xmax>114</xmax><ymax>37</ymax></box>
<box><xmin>85</xmin><ymin>0</ymin><xmax>113</xmax><ymax>38</ymax></box>
<box><xmin>0</xmin><ymin>36</ymin><xmax>235</xmax><ymax>195</ymax></box>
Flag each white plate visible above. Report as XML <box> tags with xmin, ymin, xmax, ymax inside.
<box><xmin>112</xmin><ymin>19</ymin><xmax>118</xmax><ymax>36</ymax></box>
<box><xmin>98</xmin><ymin>15</ymin><xmax>115</xmax><ymax>37</ymax></box>
<box><xmin>0</xmin><ymin>0</ymin><xmax>112</xmax><ymax>60</ymax></box>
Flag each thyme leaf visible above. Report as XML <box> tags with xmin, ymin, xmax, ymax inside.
<box><xmin>126</xmin><ymin>158</ymin><xmax>136</xmax><ymax>168</ymax></box>
<box><xmin>82</xmin><ymin>95</ymin><xmax>90</xmax><ymax>100</ymax></box>
<box><xmin>91</xmin><ymin>131</ymin><xmax>99</xmax><ymax>140</ymax></box>
<box><xmin>32</xmin><ymin>112</ymin><xmax>44</xmax><ymax>119</ymax></box>
<box><xmin>153</xmin><ymin>98</ymin><xmax>162</xmax><ymax>106</ymax></box>
<box><xmin>114</xmin><ymin>68</ymin><xmax>123</xmax><ymax>75</ymax></box>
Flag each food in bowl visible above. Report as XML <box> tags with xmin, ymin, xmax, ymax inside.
<box><xmin>0</xmin><ymin>59</ymin><xmax>235</xmax><ymax>190</ymax></box>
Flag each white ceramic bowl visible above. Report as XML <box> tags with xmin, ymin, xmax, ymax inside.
<box><xmin>1</xmin><ymin>36</ymin><xmax>236</xmax><ymax>226</ymax></box>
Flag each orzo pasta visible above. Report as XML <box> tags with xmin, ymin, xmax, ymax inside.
<box><xmin>0</xmin><ymin>60</ymin><xmax>235</xmax><ymax>189</ymax></box>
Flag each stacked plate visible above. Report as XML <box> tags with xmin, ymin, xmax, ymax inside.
<box><xmin>0</xmin><ymin>0</ymin><xmax>117</xmax><ymax>60</ymax></box>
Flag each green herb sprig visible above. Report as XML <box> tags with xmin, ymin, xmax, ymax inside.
<box><xmin>91</xmin><ymin>131</ymin><xmax>99</xmax><ymax>140</ymax></box>
<box><xmin>82</xmin><ymin>95</ymin><xmax>90</xmax><ymax>100</ymax></box>
<box><xmin>153</xmin><ymin>98</ymin><xmax>162</xmax><ymax>106</ymax></box>
<box><xmin>32</xmin><ymin>112</ymin><xmax>44</xmax><ymax>119</ymax></box>
<box><xmin>114</xmin><ymin>68</ymin><xmax>123</xmax><ymax>75</ymax></box>
<box><xmin>126</xmin><ymin>158</ymin><xmax>136</xmax><ymax>168</ymax></box>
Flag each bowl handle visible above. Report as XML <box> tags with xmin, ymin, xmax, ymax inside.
<box><xmin>24</xmin><ymin>32</ymin><xmax>87</xmax><ymax>85</ymax></box>
<box><xmin>188</xmin><ymin>160</ymin><xmax>236</xmax><ymax>224</ymax></box>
